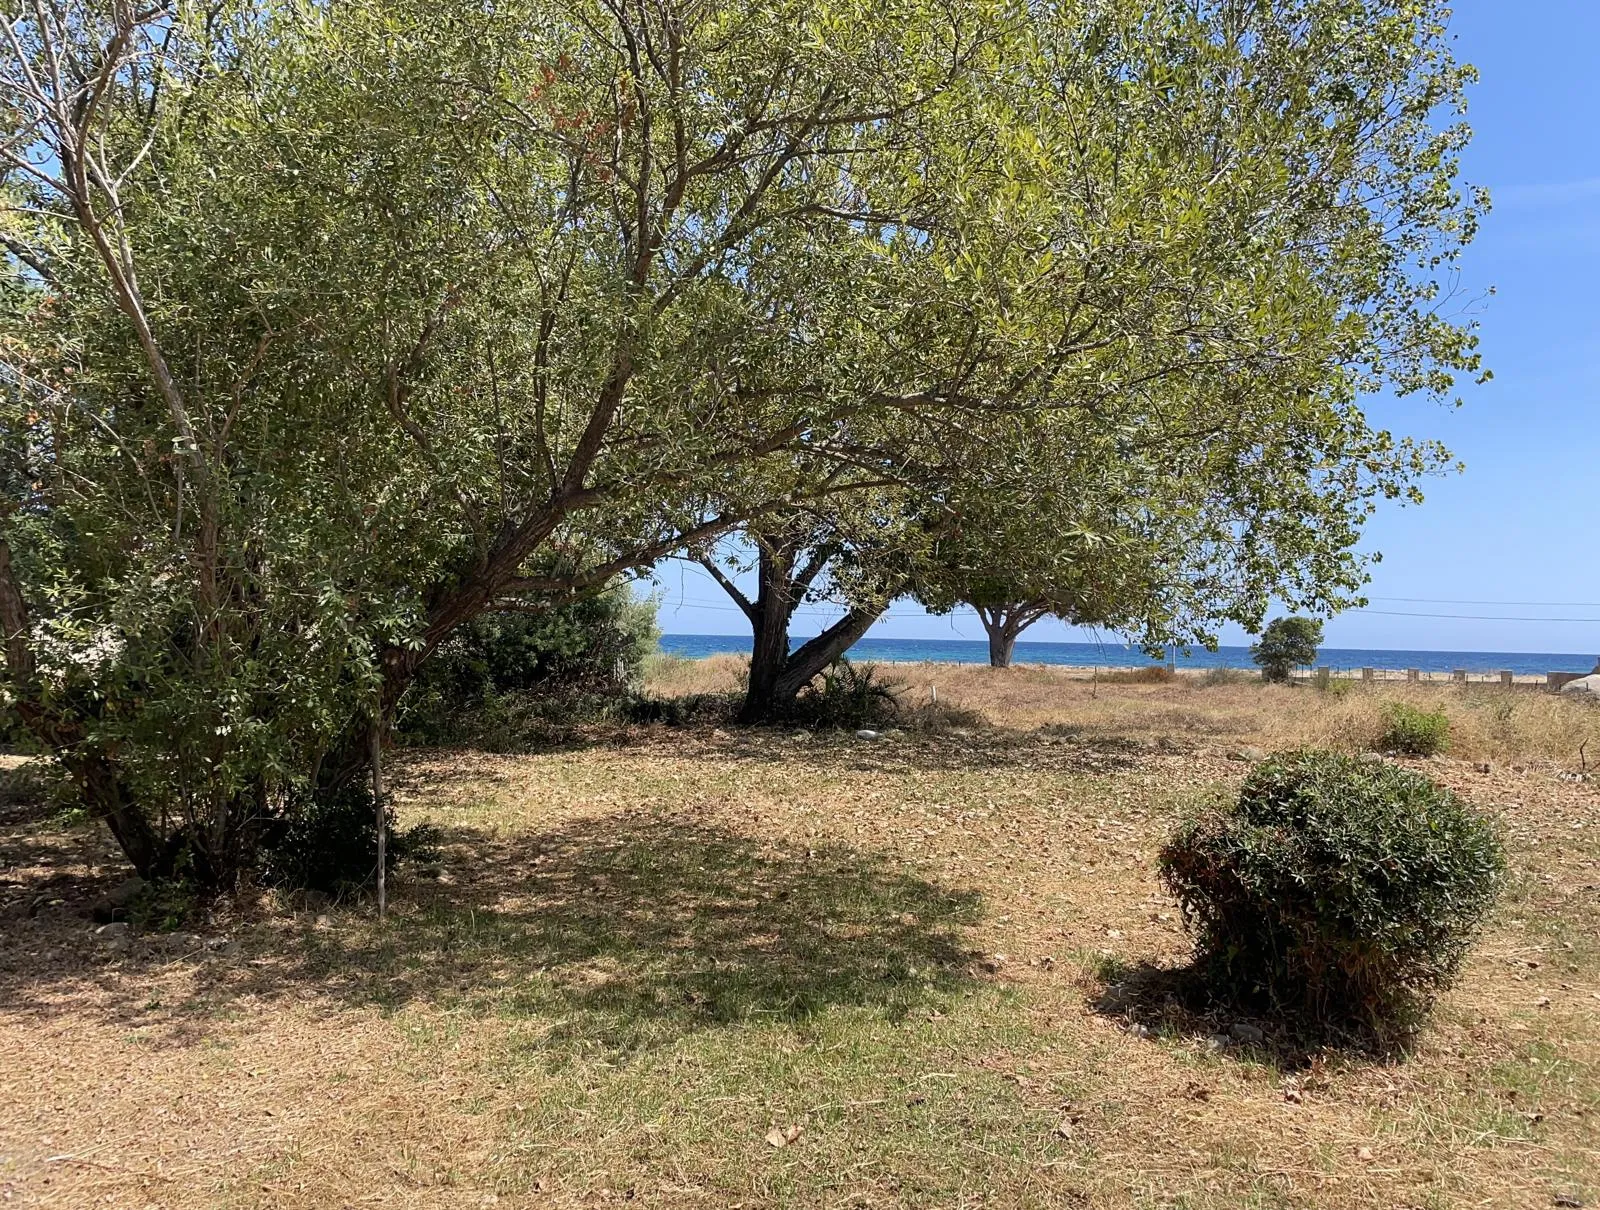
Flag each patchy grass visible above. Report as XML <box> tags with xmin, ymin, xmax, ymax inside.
<box><xmin>652</xmin><ymin>658</ymin><xmax>1600</xmax><ymax>769</ymax></box>
<box><xmin>1</xmin><ymin>674</ymin><xmax>1597</xmax><ymax>1208</ymax></box>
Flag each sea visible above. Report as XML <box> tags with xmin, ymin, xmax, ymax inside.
<box><xmin>657</xmin><ymin>634</ymin><xmax>1599</xmax><ymax>678</ymax></box>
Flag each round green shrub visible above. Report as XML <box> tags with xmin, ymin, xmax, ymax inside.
<box><xmin>1158</xmin><ymin>749</ymin><xmax>1504</xmax><ymax>1046</ymax></box>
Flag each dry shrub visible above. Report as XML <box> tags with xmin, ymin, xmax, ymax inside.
<box><xmin>1096</xmin><ymin>665</ymin><xmax>1178</xmax><ymax>684</ymax></box>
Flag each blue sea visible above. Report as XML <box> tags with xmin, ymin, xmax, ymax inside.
<box><xmin>658</xmin><ymin>634</ymin><xmax>1598</xmax><ymax>677</ymax></box>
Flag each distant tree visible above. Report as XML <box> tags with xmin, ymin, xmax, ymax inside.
<box><xmin>1252</xmin><ymin>618</ymin><xmax>1325</xmax><ymax>683</ymax></box>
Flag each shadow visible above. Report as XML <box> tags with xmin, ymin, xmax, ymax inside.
<box><xmin>1086</xmin><ymin>957</ymin><xmax>1340</xmax><ymax>1071</ymax></box>
<box><xmin>404</xmin><ymin>710</ymin><xmax>1173</xmax><ymax>778</ymax></box>
<box><xmin>0</xmin><ymin>811</ymin><xmax>985</xmax><ymax>1056</ymax></box>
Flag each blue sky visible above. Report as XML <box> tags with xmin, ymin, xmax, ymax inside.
<box><xmin>652</xmin><ymin>1</ymin><xmax>1600</xmax><ymax>656</ymax></box>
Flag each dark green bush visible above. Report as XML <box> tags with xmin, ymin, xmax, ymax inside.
<box><xmin>259</xmin><ymin>781</ymin><xmax>441</xmax><ymax>895</ymax></box>
<box><xmin>397</xmin><ymin>579</ymin><xmax>659</xmax><ymax>743</ymax></box>
<box><xmin>1378</xmin><ymin>702</ymin><xmax>1451</xmax><ymax>755</ymax></box>
<box><xmin>1158</xmin><ymin>749</ymin><xmax>1504</xmax><ymax>1047</ymax></box>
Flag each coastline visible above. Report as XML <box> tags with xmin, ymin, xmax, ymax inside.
<box><xmin>656</xmin><ymin>634</ymin><xmax>1597</xmax><ymax>682</ymax></box>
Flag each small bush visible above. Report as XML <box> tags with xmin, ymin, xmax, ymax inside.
<box><xmin>259</xmin><ymin>782</ymin><xmax>441</xmax><ymax>895</ymax></box>
<box><xmin>1158</xmin><ymin>749</ymin><xmax>1504</xmax><ymax>1047</ymax></box>
<box><xmin>786</xmin><ymin>659</ymin><xmax>899</xmax><ymax>729</ymax></box>
<box><xmin>1379</xmin><ymin>702</ymin><xmax>1452</xmax><ymax>755</ymax></box>
<box><xmin>397</xmin><ymin>577</ymin><xmax>659</xmax><ymax>743</ymax></box>
<box><xmin>1198</xmin><ymin>666</ymin><xmax>1257</xmax><ymax>687</ymax></box>
<box><xmin>127</xmin><ymin>879</ymin><xmax>200</xmax><ymax>932</ymax></box>
<box><xmin>1097</xmin><ymin>665</ymin><xmax>1177</xmax><ymax>685</ymax></box>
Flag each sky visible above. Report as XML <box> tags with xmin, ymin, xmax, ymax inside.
<box><xmin>651</xmin><ymin>1</ymin><xmax>1600</xmax><ymax>657</ymax></box>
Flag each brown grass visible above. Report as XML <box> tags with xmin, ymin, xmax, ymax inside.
<box><xmin>644</xmin><ymin>658</ymin><xmax>1600</xmax><ymax>768</ymax></box>
<box><xmin>1</xmin><ymin>666</ymin><xmax>1597</xmax><ymax>1208</ymax></box>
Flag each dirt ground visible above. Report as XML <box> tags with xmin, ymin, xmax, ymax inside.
<box><xmin>1</xmin><ymin>672</ymin><xmax>1596</xmax><ymax>1208</ymax></box>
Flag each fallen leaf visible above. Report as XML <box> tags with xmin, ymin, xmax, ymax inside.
<box><xmin>765</xmin><ymin>1123</ymin><xmax>803</xmax><ymax>1149</ymax></box>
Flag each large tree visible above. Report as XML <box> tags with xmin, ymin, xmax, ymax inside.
<box><xmin>1</xmin><ymin>0</ymin><xmax>1485</xmax><ymax>883</ymax></box>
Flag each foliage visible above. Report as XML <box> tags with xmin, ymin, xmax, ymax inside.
<box><xmin>1159</xmin><ymin>749</ymin><xmax>1505</xmax><ymax>1046</ymax></box>
<box><xmin>1380</xmin><ymin>702</ymin><xmax>1453</xmax><ymax>755</ymax></box>
<box><xmin>396</xmin><ymin>581</ymin><xmax>658</xmax><ymax>741</ymax></box>
<box><xmin>126</xmin><ymin>878</ymin><xmax>201</xmax><ymax>933</ymax></box>
<box><xmin>258</xmin><ymin>782</ymin><xmax>441</xmax><ymax>896</ymax></box>
<box><xmin>1251</xmin><ymin>617</ymin><xmax>1325</xmax><ymax>683</ymax></box>
<box><xmin>784</xmin><ymin>659</ymin><xmax>900</xmax><ymax>730</ymax></box>
<box><xmin>0</xmin><ymin>0</ymin><xmax>1488</xmax><ymax>882</ymax></box>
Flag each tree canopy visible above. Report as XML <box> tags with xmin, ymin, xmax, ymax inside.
<box><xmin>1</xmin><ymin>0</ymin><xmax>1485</xmax><ymax>881</ymax></box>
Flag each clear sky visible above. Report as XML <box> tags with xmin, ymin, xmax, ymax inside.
<box><xmin>652</xmin><ymin>0</ymin><xmax>1600</xmax><ymax>656</ymax></box>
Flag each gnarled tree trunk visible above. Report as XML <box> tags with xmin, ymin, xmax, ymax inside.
<box><xmin>975</xmin><ymin>602</ymin><xmax>1051</xmax><ymax>668</ymax></box>
<box><xmin>700</xmin><ymin>534</ymin><xmax>890</xmax><ymax>723</ymax></box>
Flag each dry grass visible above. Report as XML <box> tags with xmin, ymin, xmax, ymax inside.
<box><xmin>1</xmin><ymin>666</ymin><xmax>1597</xmax><ymax>1209</ymax></box>
<box><xmin>643</xmin><ymin>658</ymin><xmax>1600</xmax><ymax>768</ymax></box>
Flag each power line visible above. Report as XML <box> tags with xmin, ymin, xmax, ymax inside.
<box><xmin>1370</xmin><ymin>595</ymin><xmax>1600</xmax><ymax>609</ymax></box>
<box><xmin>1353</xmin><ymin>608</ymin><xmax>1600</xmax><ymax>623</ymax></box>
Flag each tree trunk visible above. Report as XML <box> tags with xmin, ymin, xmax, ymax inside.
<box><xmin>768</xmin><ymin>606</ymin><xmax>883</xmax><ymax>705</ymax></box>
<box><xmin>738</xmin><ymin>539</ymin><xmax>801</xmax><ymax>723</ymax></box>
<box><xmin>977</xmin><ymin>603</ymin><xmax>1047</xmax><ymax>669</ymax></box>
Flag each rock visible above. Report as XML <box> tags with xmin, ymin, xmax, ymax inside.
<box><xmin>1228</xmin><ymin>746</ymin><xmax>1266</xmax><ymax>763</ymax></box>
<box><xmin>855</xmin><ymin>729</ymin><xmax>880</xmax><ymax>740</ymax></box>
<box><xmin>90</xmin><ymin>876</ymin><xmax>147</xmax><ymax>924</ymax></box>
<box><xmin>1229</xmin><ymin>1022</ymin><xmax>1266</xmax><ymax>1045</ymax></box>
<box><xmin>1559</xmin><ymin>674</ymin><xmax>1600</xmax><ymax>698</ymax></box>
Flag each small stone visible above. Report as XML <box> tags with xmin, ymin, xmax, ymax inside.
<box><xmin>1229</xmin><ymin>1022</ymin><xmax>1265</xmax><ymax>1045</ymax></box>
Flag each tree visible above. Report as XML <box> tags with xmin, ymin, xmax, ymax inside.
<box><xmin>1252</xmin><ymin>617</ymin><xmax>1325</xmax><ymax>683</ymax></box>
<box><xmin>695</xmin><ymin>497</ymin><xmax>919</xmax><ymax>722</ymax></box>
<box><xmin>1</xmin><ymin>0</ymin><xmax>1487</xmax><ymax>885</ymax></box>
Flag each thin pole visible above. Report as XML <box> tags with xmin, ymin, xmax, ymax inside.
<box><xmin>371</xmin><ymin>716</ymin><xmax>385</xmax><ymax>918</ymax></box>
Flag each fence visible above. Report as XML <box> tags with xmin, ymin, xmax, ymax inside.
<box><xmin>1286</xmin><ymin>667</ymin><xmax>1585</xmax><ymax>691</ymax></box>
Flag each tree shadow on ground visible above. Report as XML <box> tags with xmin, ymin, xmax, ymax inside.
<box><xmin>1085</xmin><ymin>956</ymin><xmax>1361</xmax><ymax>1071</ymax></box>
<box><xmin>0</xmin><ymin>809</ymin><xmax>986</xmax><ymax>1056</ymax></box>
<box><xmin>402</xmin><ymin>720</ymin><xmax>1154</xmax><ymax>781</ymax></box>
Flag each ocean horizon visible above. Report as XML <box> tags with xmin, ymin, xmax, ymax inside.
<box><xmin>658</xmin><ymin>633</ymin><xmax>1599</xmax><ymax>678</ymax></box>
